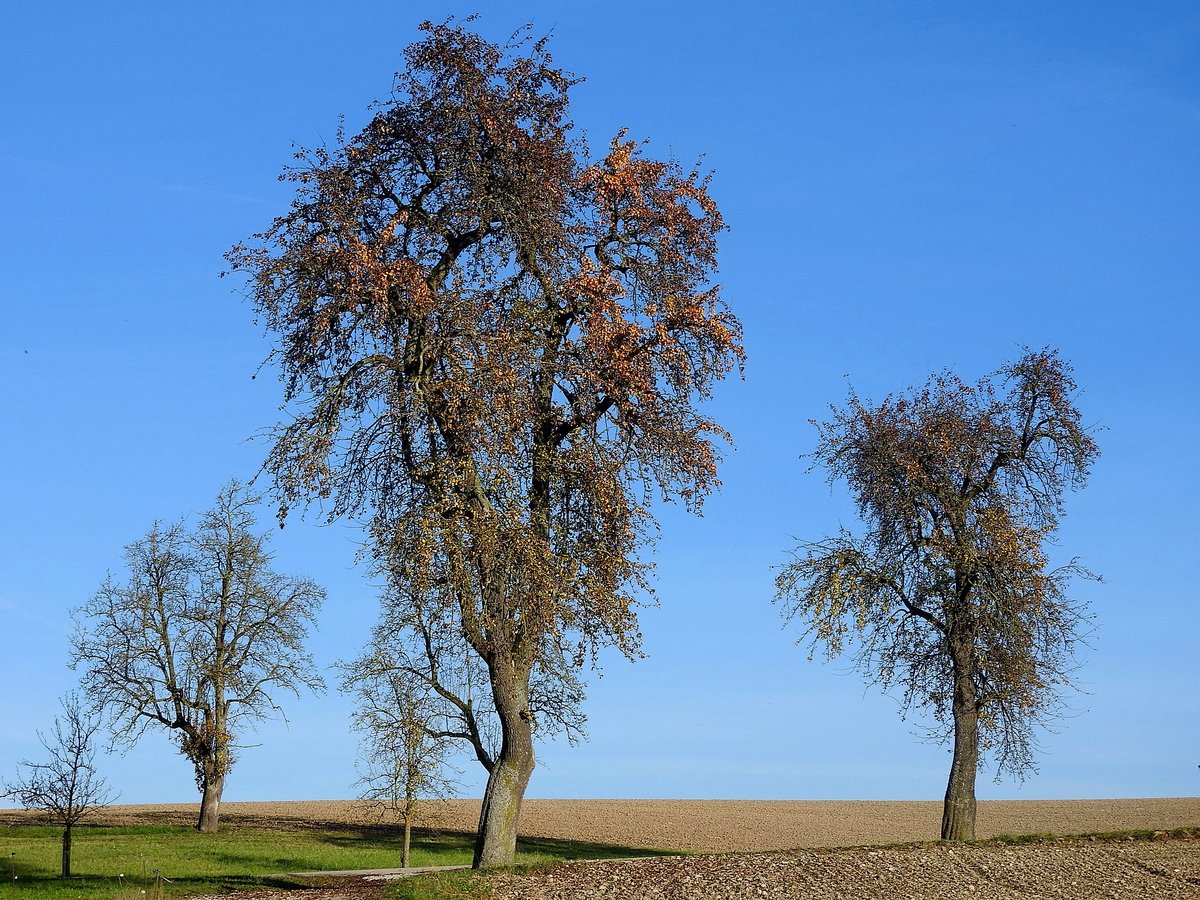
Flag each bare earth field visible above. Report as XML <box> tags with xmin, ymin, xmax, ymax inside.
<box><xmin>8</xmin><ymin>799</ymin><xmax>1197</xmax><ymax>898</ymax></box>
<box><xmin>486</xmin><ymin>840</ymin><xmax>1200</xmax><ymax>899</ymax></box>
<box><xmin>73</xmin><ymin>797</ymin><xmax>1200</xmax><ymax>853</ymax></box>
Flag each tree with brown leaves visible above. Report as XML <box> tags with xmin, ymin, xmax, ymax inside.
<box><xmin>776</xmin><ymin>349</ymin><xmax>1099</xmax><ymax>840</ymax></box>
<box><xmin>226</xmin><ymin>19</ymin><xmax>743</xmax><ymax>867</ymax></box>
<box><xmin>71</xmin><ymin>482</ymin><xmax>325</xmax><ymax>832</ymax></box>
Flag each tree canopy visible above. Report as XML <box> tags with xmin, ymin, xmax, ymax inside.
<box><xmin>226</xmin><ymin>18</ymin><xmax>743</xmax><ymax>866</ymax></box>
<box><xmin>776</xmin><ymin>349</ymin><xmax>1099</xmax><ymax>839</ymax></box>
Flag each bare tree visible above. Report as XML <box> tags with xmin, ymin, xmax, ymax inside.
<box><xmin>71</xmin><ymin>482</ymin><xmax>325</xmax><ymax>832</ymax></box>
<box><xmin>226</xmin><ymin>19</ymin><xmax>743</xmax><ymax>866</ymax></box>
<box><xmin>4</xmin><ymin>693</ymin><xmax>115</xmax><ymax>877</ymax></box>
<box><xmin>343</xmin><ymin>637</ymin><xmax>461</xmax><ymax>868</ymax></box>
<box><xmin>776</xmin><ymin>349</ymin><xmax>1099</xmax><ymax>840</ymax></box>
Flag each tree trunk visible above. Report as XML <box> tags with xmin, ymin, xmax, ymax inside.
<box><xmin>473</xmin><ymin>658</ymin><xmax>535</xmax><ymax>868</ymax></box>
<box><xmin>60</xmin><ymin>824</ymin><xmax>72</xmax><ymax>878</ymax></box>
<box><xmin>197</xmin><ymin>766</ymin><xmax>225</xmax><ymax>833</ymax></box>
<box><xmin>941</xmin><ymin>660</ymin><xmax>980</xmax><ymax>841</ymax></box>
<box><xmin>403</xmin><ymin>818</ymin><xmax>412</xmax><ymax>869</ymax></box>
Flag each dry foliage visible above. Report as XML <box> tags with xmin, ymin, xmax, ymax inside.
<box><xmin>777</xmin><ymin>349</ymin><xmax>1099</xmax><ymax>840</ymax></box>
<box><xmin>226</xmin><ymin>18</ymin><xmax>742</xmax><ymax>866</ymax></box>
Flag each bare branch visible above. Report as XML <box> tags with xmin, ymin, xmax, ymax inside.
<box><xmin>3</xmin><ymin>693</ymin><xmax>116</xmax><ymax>877</ymax></box>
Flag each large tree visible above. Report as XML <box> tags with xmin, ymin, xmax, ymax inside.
<box><xmin>71</xmin><ymin>482</ymin><xmax>325</xmax><ymax>832</ymax></box>
<box><xmin>775</xmin><ymin>349</ymin><xmax>1098</xmax><ymax>840</ymax></box>
<box><xmin>226</xmin><ymin>19</ymin><xmax>743</xmax><ymax>866</ymax></box>
<box><xmin>3</xmin><ymin>693</ymin><xmax>115</xmax><ymax>877</ymax></box>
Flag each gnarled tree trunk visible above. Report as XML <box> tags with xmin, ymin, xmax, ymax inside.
<box><xmin>942</xmin><ymin>650</ymin><xmax>979</xmax><ymax>840</ymax></box>
<box><xmin>197</xmin><ymin>765</ymin><xmax>225</xmax><ymax>833</ymax></box>
<box><xmin>473</xmin><ymin>657</ymin><xmax>535</xmax><ymax>868</ymax></box>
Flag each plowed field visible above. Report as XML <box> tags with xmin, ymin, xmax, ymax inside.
<box><xmin>486</xmin><ymin>839</ymin><xmax>1200</xmax><ymax>899</ymax></box>
<box><xmin>44</xmin><ymin>796</ymin><xmax>1200</xmax><ymax>852</ymax></box>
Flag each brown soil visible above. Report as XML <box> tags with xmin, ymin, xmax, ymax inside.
<box><xmin>28</xmin><ymin>797</ymin><xmax>1198</xmax><ymax>853</ymax></box>
<box><xmin>488</xmin><ymin>837</ymin><xmax>1200</xmax><ymax>899</ymax></box>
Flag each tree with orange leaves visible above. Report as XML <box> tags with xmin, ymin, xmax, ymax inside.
<box><xmin>776</xmin><ymin>349</ymin><xmax>1099</xmax><ymax>841</ymax></box>
<box><xmin>226</xmin><ymin>19</ymin><xmax>743</xmax><ymax>867</ymax></box>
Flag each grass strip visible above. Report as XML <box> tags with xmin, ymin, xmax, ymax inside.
<box><xmin>0</xmin><ymin>823</ymin><xmax>673</xmax><ymax>899</ymax></box>
<box><xmin>986</xmin><ymin>825</ymin><xmax>1200</xmax><ymax>845</ymax></box>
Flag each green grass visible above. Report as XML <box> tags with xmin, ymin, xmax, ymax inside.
<box><xmin>987</xmin><ymin>825</ymin><xmax>1200</xmax><ymax>846</ymax></box>
<box><xmin>0</xmin><ymin>823</ymin><xmax>672</xmax><ymax>899</ymax></box>
<box><xmin>390</xmin><ymin>869</ymin><xmax>493</xmax><ymax>900</ymax></box>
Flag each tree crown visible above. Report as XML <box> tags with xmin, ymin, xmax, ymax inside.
<box><xmin>71</xmin><ymin>482</ymin><xmax>326</xmax><ymax>783</ymax></box>
<box><xmin>3</xmin><ymin>693</ymin><xmax>115</xmax><ymax>826</ymax></box>
<box><xmin>777</xmin><ymin>349</ymin><xmax>1099</xmax><ymax>775</ymax></box>
<box><xmin>225</xmin><ymin>19</ymin><xmax>743</xmax><ymax>674</ymax></box>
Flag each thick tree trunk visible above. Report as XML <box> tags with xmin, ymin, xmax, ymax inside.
<box><xmin>941</xmin><ymin>662</ymin><xmax>980</xmax><ymax>841</ymax></box>
<box><xmin>403</xmin><ymin>818</ymin><xmax>412</xmax><ymax>869</ymax></box>
<box><xmin>196</xmin><ymin>766</ymin><xmax>225</xmax><ymax>833</ymax></box>
<box><xmin>60</xmin><ymin>824</ymin><xmax>72</xmax><ymax>878</ymax></box>
<box><xmin>473</xmin><ymin>658</ymin><xmax>535</xmax><ymax>869</ymax></box>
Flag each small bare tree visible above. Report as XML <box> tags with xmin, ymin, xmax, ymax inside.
<box><xmin>4</xmin><ymin>693</ymin><xmax>115</xmax><ymax>877</ymax></box>
<box><xmin>71</xmin><ymin>482</ymin><xmax>325</xmax><ymax>831</ymax></box>
<box><xmin>344</xmin><ymin>650</ymin><xmax>459</xmax><ymax>868</ymax></box>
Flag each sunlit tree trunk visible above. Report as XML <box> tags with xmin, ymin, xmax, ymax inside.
<box><xmin>473</xmin><ymin>657</ymin><xmax>535</xmax><ymax>868</ymax></box>
<box><xmin>942</xmin><ymin>644</ymin><xmax>979</xmax><ymax>840</ymax></box>
<box><xmin>197</xmin><ymin>766</ymin><xmax>225</xmax><ymax>833</ymax></box>
<box><xmin>195</xmin><ymin>693</ymin><xmax>230</xmax><ymax>833</ymax></box>
<box><xmin>402</xmin><ymin>789</ymin><xmax>415</xmax><ymax>868</ymax></box>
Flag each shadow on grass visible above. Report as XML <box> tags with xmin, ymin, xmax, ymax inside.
<box><xmin>0</xmin><ymin>822</ymin><xmax>677</xmax><ymax>898</ymax></box>
<box><xmin>0</xmin><ymin>874</ymin><xmax>310</xmax><ymax>897</ymax></box>
<box><xmin>316</xmin><ymin>825</ymin><xmax>675</xmax><ymax>863</ymax></box>
<box><xmin>515</xmin><ymin>834</ymin><xmax>674</xmax><ymax>861</ymax></box>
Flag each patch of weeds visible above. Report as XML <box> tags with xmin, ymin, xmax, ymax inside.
<box><xmin>987</xmin><ymin>825</ymin><xmax>1200</xmax><ymax>846</ymax></box>
<box><xmin>987</xmin><ymin>832</ymin><xmax>1062</xmax><ymax>845</ymax></box>
<box><xmin>391</xmin><ymin>868</ymin><xmax>492</xmax><ymax>900</ymax></box>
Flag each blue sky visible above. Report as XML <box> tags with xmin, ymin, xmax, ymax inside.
<box><xmin>2</xmin><ymin>1</ymin><xmax>1197</xmax><ymax>806</ymax></box>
